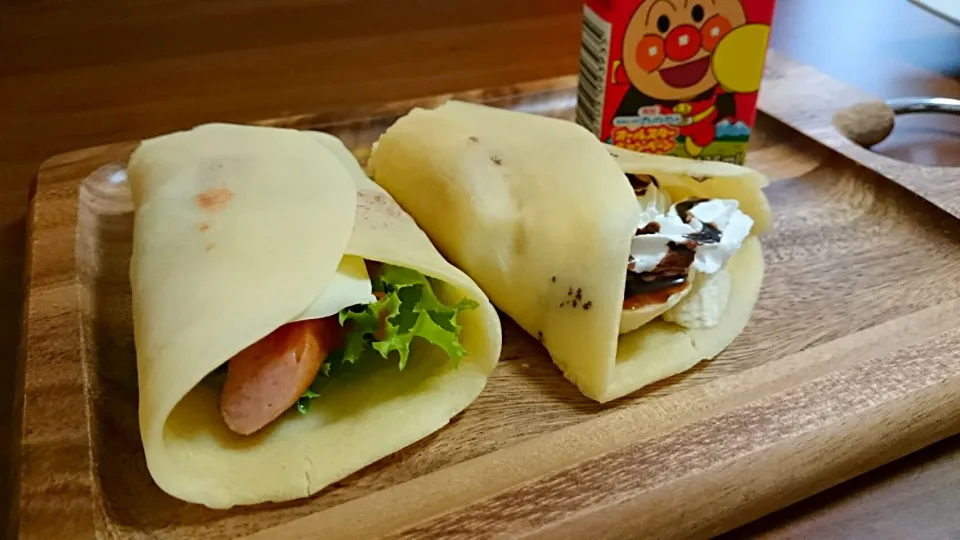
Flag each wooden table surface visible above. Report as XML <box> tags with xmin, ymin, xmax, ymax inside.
<box><xmin>1</xmin><ymin>0</ymin><xmax>958</xmax><ymax>537</ymax></box>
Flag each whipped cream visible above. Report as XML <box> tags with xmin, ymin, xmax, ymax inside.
<box><xmin>629</xmin><ymin>198</ymin><xmax>753</xmax><ymax>276</ymax></box>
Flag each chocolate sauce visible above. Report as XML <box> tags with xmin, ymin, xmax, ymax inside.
<box><xmin>622</xmin><ymin>197</ymin><xmax>725</xmax><ymax>309</ymax></box>
<box><xmin>623</xmin><ymin>275</ymin><xmax>688</xmax><ymax>310</ymax></box>
<box><xmin>622</xmin><ymin>240</ymin><xmax>695</xmax><ymax>309</ymax></box>
<box><xmin>674</xmin><ymin>197</ymin><xmax>721</xmax><ymax>243</ymax></box>
<box><xmin>687</xmin><ymin>223</ymin><xmax>721</xmax><ymax>244</ymax></box>
<box><xmin>636</xmin><ymin>222</ymin><xmax>661</xmax><ymax>235</ymax></box>
<box><xmin>674</xmin><ymin>197</ymin><xmax>709</xmax><ymax>223</ymax></box>
<box><xmin>656</xmin><ymin>241</ymin><xmax>697</xmax><ymax>275</ymax></box>
<box><xmin>626</xmin><ymin>173</ymin><xmax>659</xmax><ymax>195</ymax></box>
<box><xmin>625</xmin><ymin>273</ymin><xmax>686</xmax><ymax>297</ymax></box>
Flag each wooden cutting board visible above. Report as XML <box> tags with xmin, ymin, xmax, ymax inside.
<box><xmin>16</xmin><ymin>51</ymin><xmax>960</xmax><ymax>539</ymax></box>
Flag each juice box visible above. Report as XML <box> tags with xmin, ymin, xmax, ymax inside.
<box><xmin>575</xmin><ymin>0</ymin><xmax>776</xmax><ymax>164</ymax></box>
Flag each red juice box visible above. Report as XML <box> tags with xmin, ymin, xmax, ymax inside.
<box><xmin>575</xmin><ymin>0</ymin><xmax>776</xmax><ymax>164</ymax></box>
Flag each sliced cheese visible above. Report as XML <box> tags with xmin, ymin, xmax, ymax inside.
<box><xmin>294</xmin><ymin>256</ymin><xmax>376</xmax><ymax>321</ymax></box>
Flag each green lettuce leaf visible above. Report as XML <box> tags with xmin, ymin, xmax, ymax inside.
<box><xmin>371</xmin><ymin>264</ymin><xmax>477</xmax><ymax>369</ymax></box>
<box><xmin>296</xmin><ymin>264</ymin><xmax>477</xmax><ymax>414</ymax></box>
<box><xmin>295</xmin><ymin>350</ymin><xmax>340</xmax><ymax>414</ymax></box>
<box><xmin>295</xmin><ymin>389</ymin><xmax>320</xmax><ymax>414</ymax></box>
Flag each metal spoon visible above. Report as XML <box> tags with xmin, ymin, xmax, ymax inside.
<box><xmin>832</xmin><ymin>97</ymin><xmax>960</xmax><ymax>148</ymax></box>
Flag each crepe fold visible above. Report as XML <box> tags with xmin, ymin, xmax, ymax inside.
<box><xmin>128</xmin><ymin>123</ymin><xmax>501</xmax><ymax>509</ymax></box>
<box><xmin>368</xmin><ymin>101</ymin><xmax>770</xmax><ymax>403</ymax></box>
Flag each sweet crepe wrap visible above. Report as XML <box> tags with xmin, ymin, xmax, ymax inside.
<box><xmin>129</xmin><ymin>123</ymin><xmax>500</xmax><ymax>508</ymax></box>
<box><xmin>367</xmin><ymin>101</ymin><xmax>769</xmax><ymax>403</ymax></box>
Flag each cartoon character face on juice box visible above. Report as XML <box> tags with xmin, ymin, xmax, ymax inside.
<box><xmin>577</xmin><ymin>0</ymin><xmax>776</xmax><ymax>164</ymax></box>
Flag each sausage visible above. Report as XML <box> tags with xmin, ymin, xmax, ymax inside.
<box><xmin>220</xmin><ymin>317</ymin><xmax>343</xmax><ymax>435</ymax></box>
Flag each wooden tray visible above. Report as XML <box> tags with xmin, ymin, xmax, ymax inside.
<box><xmin>17</xmin><ymin>51</ymin><xmax>960</xmax><ymax>539</ymax></box>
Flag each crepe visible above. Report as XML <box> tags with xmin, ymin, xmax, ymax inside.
<box><xmin>129</xmin><ymin>123</ymin><xmax>501</xmax><ymax>508</ymax></box>
<box><xmin>367</xmin><ymin>101</ymin><xmax>769</xmax><ymax>403</ymax></box>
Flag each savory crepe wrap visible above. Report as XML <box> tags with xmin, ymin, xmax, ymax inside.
<box><xmin>367</xmin><ymin>102</ymin><xmax>770</xmax><ymax>403</ymax></box>
<box><xmin>129</xmin><ymin>123</ymin><xmax>500</xmax><ymax>508</ymax></box>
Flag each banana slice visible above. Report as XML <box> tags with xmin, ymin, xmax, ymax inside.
<box><xmin>619</xmin><ymin>278</ymin><xmax>692</xmax><ymax>334</ymax></box>
<box><xmin>630</xmin><ymin>173</ymin><xmax>671</xmax><ymax>212</ymax></box>
<box><xmin>619</xmin><ymin>179</ymin><xmax>692</xmax><ymax>335</ymax></box>
<box><xmin>662</xmin><ymin>267</ymin><xmax>731</xmax><ymax>329</ymax></box>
